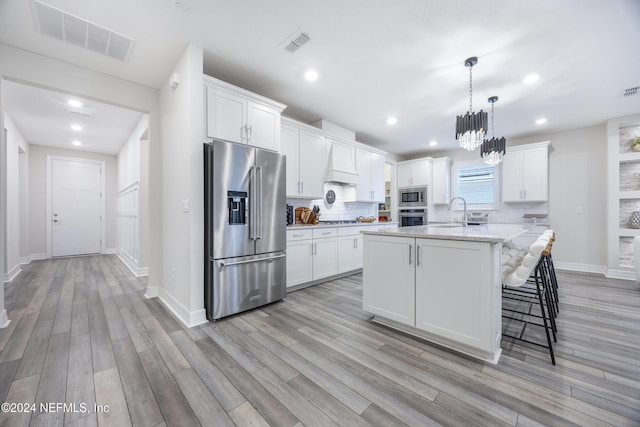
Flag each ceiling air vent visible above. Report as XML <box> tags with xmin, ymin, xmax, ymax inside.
<box><xmin>281</xmin><ymin>30</ymin><xmax>311</xmax><ymax>53</ymax></box>
<box><xmin>623</xmin><ymin>86</ymin><xmax>639</xmax><ymax>98</ymax></box>
<box><xmin>32</xmin><ymin>0</ymin><xmax>134</xmax><ymax>62</ymax></box>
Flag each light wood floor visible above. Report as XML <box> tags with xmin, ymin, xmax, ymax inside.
<box><xmin>1</xmin><ymin>255</ymin><xmax>639</xmax><ymax>426</ymax></box>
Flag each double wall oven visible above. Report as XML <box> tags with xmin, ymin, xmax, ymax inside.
<box><xmin>398</xmin><ymin>186</ymin><xmax>428</xmax><ymax>227</ymax></box>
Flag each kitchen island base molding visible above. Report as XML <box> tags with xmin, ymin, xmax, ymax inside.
<box><xmin>370</xmin><ymin>315</ymin><xmax>502</xmax><ymax>365</ymax></box>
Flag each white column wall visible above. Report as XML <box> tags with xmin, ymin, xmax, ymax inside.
<box><xmin>158</xmin><ymin>44</ymin><xmax>205</xmax><ymax>326</ymax></box>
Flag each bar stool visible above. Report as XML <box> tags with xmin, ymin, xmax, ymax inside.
<box><xmin>501</xmin><ymin>236</ymin><xmax>556</xmax><ymax>364</ymax></box>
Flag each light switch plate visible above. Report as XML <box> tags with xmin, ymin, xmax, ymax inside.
<box><xmin>182</xmin><ymin>199</ymin><xmax>190</xmax><ymax>213</ymax></box>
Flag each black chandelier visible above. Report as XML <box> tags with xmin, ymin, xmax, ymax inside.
<box><xmin>480</xmin><ymin>96</ymin><xmax>506</xmax><ymax>165</ymax></box>
<box><xmin>455</xmin><ymin>56</ymin><xmax>487</xmax><ymax>151</ymax></box>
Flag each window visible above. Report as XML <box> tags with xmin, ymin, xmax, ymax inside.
<box><xmin>453</xmin><ymin>160</ymin><xmax>499</xmax><ymax>210</ymax></box>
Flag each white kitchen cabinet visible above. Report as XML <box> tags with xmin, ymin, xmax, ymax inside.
<box><xmin>286</xmin><ymin>242</ymin><xmax>313</xmax><ymax>288</ymax></box>
<box><xmin>281</xmin><ymin>122</ymin><xmax>324</xmax><ymax>198</ymax></box>
<box><xmin>362</xmin><ymin>234</ymin><xmax>415</xmax><ymax>326</ymax></box>
<box><xmin>353</xmin><ymin>148</ymin><xmax>386</xmax><ymax>202</ymax></box>
<box><xmin>312</xmin><ymin>228</ymin><xmax>338</xmax><ymax>281</ymax></box>
<box><xmin>502</xmin><ymin>142</ymin><xmax>550</xmax><ymax>202</ymax></box>
<box><xmin>204</xmin><ymin>76</ymin><xmax>285</xmax><ymax>151</ymax></box>
<box><xmin>397</xmin><ymin>158</ymin><xmax>431</xmax><ymax>188</ymax></box>
<box><xmin>414</xmin><ymin>238</ymin><xmax>494</xmax><ymax>351</ymax></box>
<box><xmin>337</xmin><ymin>227</ymin><xmax>364</xmax><ymax>273</ymax></box>
<box><xmin>432</xmin><ymin>157</ymin><xmax>451</xmax><ymax>205</ymax></box>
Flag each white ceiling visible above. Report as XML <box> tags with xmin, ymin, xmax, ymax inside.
<box><xmin>1</xmin><ymin>0</ymin><xmax>639</xmax><ymax>157</ymax></box>
<box><xmin>3</xmin><ymin>81</ymin><xmax>145</xmax><ymax>155</ymax></box>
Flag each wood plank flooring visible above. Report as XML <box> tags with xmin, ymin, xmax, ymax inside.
<box><xmin>1</xmin><ymin>255</ymin><xmax>639</xmax><ymax>426</ymax></box>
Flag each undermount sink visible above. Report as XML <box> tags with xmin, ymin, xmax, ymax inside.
<box><xmin>428</xmin><ymin>223</ymin><xmax>463</xmax><ymax>228</ymax></box>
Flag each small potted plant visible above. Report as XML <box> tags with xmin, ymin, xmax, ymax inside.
<box><xmin>632</xmin><ymin>136</ymin><xmax>640</xmax><ymax>152</ymax></box>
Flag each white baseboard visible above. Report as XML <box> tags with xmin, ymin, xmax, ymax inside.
<box><xmin>31</xmin><ymin>253</ymin><xmax>47</xmax><ymax>261</ymax></box>
<box><xmin>0</xmin><ymin>309</ymin><xmax>10</xmax><ymax>328</ymax></box>
<box><xmin>144</xmin><ymin>285</ymin><xmax>161</xmax><ymax>299</ymax></box>
<box><xmin>158</xmin><ymin>290</ymin><xmax>208</xmax><ymax>328</ymax></box>
<box><xmin>554</xmin><ymin>261</ymin><xmax>607</xmax><ymax>276</ymax></box>
<box><xmin>605</xmin><ymin>268</ymin><xmax>637</xmax><ymax>281</ymax></box>
<box><xmin>3</xmin><ymin>264</ymin><xmax>22</xmax><ymax>283</ymax></box>
<box><xmin>105</xmin><ymin>247</ymin><xmax>117</xmax><ymax>255</ymax></box>
<box><xmin>116</xmin><ymin>253</ymin><xmax>148</xmax><ymax>277</ymax></box>
<box><xmin>18</xmin><ymin>256</ymin><xmax>31</xmax><ymax>265</ymax></box>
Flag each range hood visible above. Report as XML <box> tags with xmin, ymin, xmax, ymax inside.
<box><xmin>324</xmin><ymin>142</ymin><xmax>358</xmax><ymax>185</ymax></box>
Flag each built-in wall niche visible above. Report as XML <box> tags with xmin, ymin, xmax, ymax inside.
<box><xmin>619</xmin><ymin>236</ymin><xmax>635</xmax><ymax>267</ymax></box>
<box><xmin>619</xmin><ymin>161</ymin><xmax>640</xmax><ymax>191</ymax></box>
<box><xmin>619</xmin><ymin>199</ymin><xmax>640</xmax><ymax>228</ymax></box>
<box><xmin>619</xmin><ymin>123</ymin><xmax>640</xmax><ymax>154</ymax></box>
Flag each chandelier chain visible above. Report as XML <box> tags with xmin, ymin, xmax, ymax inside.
<box><xmin>469</xmin><ymin>66</ymin><xmax>473</xmax><ymax>113</ymax></box>
<box><xmin>491</xmin><ymin>101</ymin><xmax>495</xmax><ymax>138</ymax></box>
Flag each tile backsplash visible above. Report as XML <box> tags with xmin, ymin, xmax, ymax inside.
<box><xmin>286</xmin><ymin>183</ymin><xmax>377</xmax><ymax>221</ymax></box>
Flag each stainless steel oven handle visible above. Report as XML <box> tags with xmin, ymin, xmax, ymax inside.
<box><xmin>219</xmin><ymin>253</ymin><xmax>286</xmax><ymax>268</ymax></box>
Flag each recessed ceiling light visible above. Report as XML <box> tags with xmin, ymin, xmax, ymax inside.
<box><xmin>535</xmin><ymin>118</ymin><xmax>547</xmax><ymax>125</ymax></box>
<box><xmin>429</xmin><ymin>140</ymin><xmax>437</xmax><ymax>146</ymax></box>
<box><xmin>523</xmin><ymin>74</ymin><xmax>540</xmax><ymax>84</ymax></box>
<box><xmin>72</xmin><ymin>140</ymin><xmax>82</xmax><ymax>146</ymax></box>
<box><xmin>70</xmin><ymin>124</ymin><xmax>83</xmax><ymax>131</ymax></box>
<box><xmin>386</xmin><ymin>117</ymin><xmax>397</xmax><ymax>125</ymax></box>
<box><xmin>67</xmin><ymin>99</ymin><xmax>83</xmax><ymax>107</ymax></box>
<box><xmin>304</xmin><ymin>69</ymin><xmax>318</xmax><ymax>82</ymax></box>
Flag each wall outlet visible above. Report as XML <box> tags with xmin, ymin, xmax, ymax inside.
<box><xmin>575</xmin><ymin>206</ymin><xmax>583</xmax><ymax>214</ymax></box>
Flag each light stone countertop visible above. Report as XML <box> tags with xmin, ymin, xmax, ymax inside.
<box><xmin>287</xmin><ymin>221</ymin><xmax>398</xmax><ymax>230</ymax></box>
<box><xmin>361</xmin><ymin>223</ymin><xmax>530</xmax><ymax>243</ymax></box>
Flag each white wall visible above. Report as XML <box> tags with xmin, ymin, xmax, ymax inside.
<box><xmin>158</xmin><ymin>44</ymin><xmax>205</xmax><ymax>326</ymax></box>
<box><xmin>118</xmin><ymin>114</ymin><xmax>148</xmax><ymax>191</ymax></box>
<box><xmin>3</xmin><ymin>113</ymin><xmax>28</xmax><ymax>280</ymax></box>
<box><xmin>28</xmin><ymin>145</ymin><xmax>118</xmax><ymax>256</ymax></box>
<box><xmin>0</xmin><ymin>43</ymin><xmax>163</xmax><ymax>313</ymax></box>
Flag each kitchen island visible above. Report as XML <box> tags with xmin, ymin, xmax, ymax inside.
<box><xmin>362</xmin><ymin>223</ymin><xmax>528</xmax><ymax>364</ymax></box>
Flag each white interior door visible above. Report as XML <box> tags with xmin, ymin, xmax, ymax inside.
<box><xmin>51</xmin><ymin>158</ymin><xmax>103</xmax><ymax>257</ymax></box>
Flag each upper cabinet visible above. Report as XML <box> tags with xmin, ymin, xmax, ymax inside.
<box><xmin>397</xmin><ymin>158</ymin><xmax>431</xmax><ymax>188</ymax></box>
<box><xmin>204</xmin><ymin>75</ymin><xmax>286</xmax><ymax>151</ymax></box>
<box><xmin>502</xmin><ymin>141</ymin><xmax>550</xmax><ymax>202</ymax></box>
<box><xmin>432</xmin><ymin>157</ymin><xmax>451</xmax><ymax>205</ymax></box>
<box><xmin>353</xmin><ymin>148</ymin><xmax>385</xmax><ymax>202</ymax></box>
<box><xmin>281</xmin><ymin>120</ymin><xmax>324</xmax><ymax>198</ymax></box>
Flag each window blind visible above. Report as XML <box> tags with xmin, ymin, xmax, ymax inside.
<box><xmin>457</xmin><ymin>165</ymin><xmax>495</xmax><ymax>205</ymax></box>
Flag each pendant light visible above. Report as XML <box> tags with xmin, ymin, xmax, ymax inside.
<box><xmin>455</xmin><ymin>56</ymin><xmax>487</xmax><ymax>151</ymax></box>
<box><xmin>480</xmin><ymin>96</ymin><xmax>506</xmax><ymax>165</ymax></box>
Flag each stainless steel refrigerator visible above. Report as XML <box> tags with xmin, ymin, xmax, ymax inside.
<box><xmin>204</xmin><ymin>139</ymin><xmax>287</xmax><ymax>320</ymax></box>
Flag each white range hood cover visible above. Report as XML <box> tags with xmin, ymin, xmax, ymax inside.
<box><xmin>324</xmin><ymin>142</ymin><xmax>358</xmax><ymax>185</ymax></box>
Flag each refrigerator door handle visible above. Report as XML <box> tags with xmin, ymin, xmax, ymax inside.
<box><xmin>219</xmin><ymin>253</ymin><xmax>286</xmax><ymax>267</ymax></box>
<box><xmin>249</xmin><ymin>165</ymin><xmax>256</xmax><ymax>240</ymax></box>
<box><xmin>257</xmin><ymin>166</ymin><xmax>263</xmax><ymax>239</ymax></box>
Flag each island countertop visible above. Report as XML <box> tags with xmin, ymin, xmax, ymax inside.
<box><xmin>361</xmin><ymin>223</ymin><xmax>529</xmax><ymax>243</ymax></box>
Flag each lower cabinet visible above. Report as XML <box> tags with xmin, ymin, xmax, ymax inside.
<box><xmin>362</xmin><ymin>234</ymin><xmax>415</xmax><ymax>326</ymax></box>
<box><xmin>287</xmin><ymin>224</ymin><xmax>398</xmax><ymax>290</ymax></box>
<box><xmin>312</xmin><ymin>235</ymin><xmax>338</xmax><ymax>281</ymax></box>
<box><xmin>286</xmin><ymin>228</ymin><xmax>337</xmax><ymax>288</ymax></box>
<box><xmin>337</xmin><ymin>228</ymin><xmax>364</xmax><ymax>273</ymax></box>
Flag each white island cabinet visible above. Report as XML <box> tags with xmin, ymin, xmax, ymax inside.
<box><xmin>362</xmin><ymin>223</ymin><xmax>527</xmax><ymax>364</ymax></box>
<box><xmin>363</xmin><ymin>234</ymin><xmax>415</xmax><ymax>326</ymax></box>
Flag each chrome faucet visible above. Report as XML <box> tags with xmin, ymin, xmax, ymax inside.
<box><xmin>449</xmin><ymin>197</ymin><xmax>468</xmax><ymax>227</ymax></box>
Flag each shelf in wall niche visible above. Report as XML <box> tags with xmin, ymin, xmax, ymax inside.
<box><xmin>618</xmin><ymin>229</ymin><xmax>640</xmax><ymax>237</ymax></box>
<box><xmin>619</xmin><ymin>191</ymin><xmax>640</xmax><ymax>199</ymax></box>
<box><xmin>619</xmin><ymin>236</ymin><xmax>635</xmax><ymax>268</ymax></box>
<box><xmin>619</xmin><ymin>152</ymin><xmax>640</xmax><ymax>162</ymax></box>
<box><xmin>619</xmin><ymin>124</ymin><xmax>640</xmax><ymax>154</ymax></box>
<box><xmin>619</xmin><ymin>161</ymin><xmax>640</xmax><ymax>191</ymax></box>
